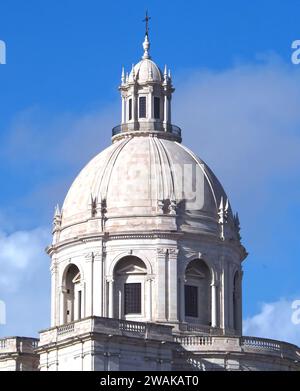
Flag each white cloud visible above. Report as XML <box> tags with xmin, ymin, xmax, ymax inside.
<box><xmin>0</xmin><ymin>227</ymin><xmax>49</xmax><ymax>291</ymax></box>
<box><xmin>174</xmin><ymin>56</ymin><xmax>300</xmax><ymax>204</ymax></box>
<box><xmin>243</xmin><ymin>298</ymin><xmax>300</xmax><ymax>347</ymax></box>
<box><xmin>3</xmin><ymin>104</ymin><xmax>118</xmax><ymax>171</ymax></box>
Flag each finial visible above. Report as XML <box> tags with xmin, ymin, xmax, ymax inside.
<box><xmin>142</xmin><ymin>33</ymin><xmax>151</xmax><ymax>59</ymax></box>
<box><xmin>225</xmin><ymin>198</ymin><xmax>229</xmax><ymax>213</ymax></box>
<box><xmin>142</xmin><ymin>11</ymin><xmax>151</xmax><ymax>59</ymax></box>
<box><xmin>54</xmin><ymin>204</ymin><xmax>61</xmax><ymax>218</ymax></box>
<box><xmin>218</xmin><ymin>197</ymin><xmax>229</xmax><ymax>241</ymax></box>
<box><xmin>53</xmin><ymin>204</ymin><xmax>62</xmax><ymax>232</ymax></box>
<box><xmin>131</xmin><ymin>63</ymin><xmax>135</xmax><ymax>79</ymax></box>
<box><xmin>164</xmin><ymin>64</ymin><xmax>168</xmax><ymax>83</ymax></box>
<box><xmin>121</xmin><ymin>66</ymin><xmax>125</xmax><ymax>84</ymax></box>
<box><xmin>234</xmin><ymin>212</ymin><xmax>241</xmax><ymax>240</ymax></box>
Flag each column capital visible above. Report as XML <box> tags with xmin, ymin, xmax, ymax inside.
<box><xmin>157</xmin><ymin>247</ymin><xmax>168</xmax><ymax>256</ymax></box>
<box><xmin>85</xmin><ymin>251</ymin><xmax>103</xmax><ymax>261</ymax></box>
<box><xmin>168</xmin><ymin>248</ymin><xmax>179</xmax><ymax>256</ymax></box>
<box><xmin>145</xmin><ymin>274</ymin><xmax>155</xmax><ymax>282</ymax></box>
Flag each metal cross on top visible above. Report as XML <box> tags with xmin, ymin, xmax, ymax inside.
<box><xmin>143</xmin><ymin>11</ymin><xmax>151</xmax><ymax>36</ymax></box>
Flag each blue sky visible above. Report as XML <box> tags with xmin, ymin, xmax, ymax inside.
<box><xmin>0</xmin><ymin>0</ymin><xmax>300</xmax><ymax>343</ymax></box>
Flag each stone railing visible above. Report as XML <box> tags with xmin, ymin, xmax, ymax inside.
<box><xmin>111</xmin><ymin>123</ymin><xmax>182</xmax><ymax>143</ymax></box>
<box><xmin>241</xmin><ymin>336</ymin><xmax>300</xmax><ymax>359</ymax></box>
<box><xmin>241</xmin><ymin>336</ymin><xmax>280</xmax><ymax>351</ymax></box>
<box><xmin>57</xmin><ymin>323</ymin><xmax>75</xmax><ymax>336</ymax></box>
<box><xmin>119</xmin><ymin>320</ymin><xmax>146</xmax><ymax>333</ymax></box>
<box><xmin>174</xmin><ymin>335</ymin><xmax>213</xmax><ymax>346</ymax></box>
<box><xmin>39</xmin><ymin>316</ymin><xmax>174</xmax><ymax>347</ymax></box>
<box><xmin>175</xmin><ymin>334</ymin><xmax>300</xmax><ymax>361</ymax></box>
<box><xmin>0</xmin><ymin>337</ymin><xmax>39</xmax><ymax>355</ymax></box>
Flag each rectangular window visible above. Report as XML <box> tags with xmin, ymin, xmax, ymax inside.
<box><xmin>124</xmin><ymin>283</ymin><xmax>141</xmax><ymax>315</ymax></box>
<box><xmin>139</xmin><ymin>96</ymin><xmax>146</xmax><ymax>118</ymax></box>
<box><xmin>154</xmin><ymin>97</ymin><xmax>160</xmax><ymax>119</ymax></box>
<box><xmin>185</xmin><ymin>285</ymin><xmax>198</xmax><ymax>317</ymax></box>
<box><xmin>128</xmin><ymin>98</ymin><xmax>132</xmax><ymax>120</ymax></box>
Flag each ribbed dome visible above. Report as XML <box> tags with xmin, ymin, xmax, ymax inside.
<box><xmin>59</xmin><ymin>136</ymin><xmax>234</xmax><ymax>241</ymax></box>
<box><xmin>128</xmin><ymin>58</ymin><xmax>163</xmax><ymax>83</ymax></box>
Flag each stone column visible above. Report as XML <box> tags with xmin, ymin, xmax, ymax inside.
<box><xmin>146</xmin><ymin>276</ymin><xmax>154</xmax><ymax>321</ymax></box>
<box><xmin>163</xmin><ymin>95</ymin><xmax>168</xmax><ymax>129</ymax></box>
<box><xmin>132</xmin><ymin>88</ymin><xmax>137</xmax><ymax>123</ymax></box>
<box><xmin>168</xmin><ymin>96</ymin><xmax>172</xmax><ymax>123</ymax></box>
<box><xmin>50</xmin><ymin>262</ymin><xmax>57</xmax><ymax>327</ymax></box>
<box><xmin>168</xmin><ymin>249</ymin><xmax>179</xmax><ymax>322</ymax></box>
<box><xmin>220</xmin><ymin>256</ymin><xmax>227</xmax><ymax>330</ymax></box>
<box><xmin>121</xmin><ymin>96</ymin><xmax>126</xmax><ymax>124</ymax></box>
<box><xmin>179</xmin><ymin>277</ymin><xmax>186</xmax><ymax>322</ymax></box>
<box><xmin>228</xmin><ymin>264</ymin><xmax>234</xmax><ymax>330</ymax></box>
<box><xmin>59</xmin><ymin>286</ymin><xmax>65</xmax><ymax>325</ymax></box>
<box><xmin>156</xmin><ymin>248</ymin><xmax>167</xmax><ymax>321</ymax></box>
<box><xmin>108</xmin><ymin>278</ymin><xmax>114</xmax><ymax>318</ymax></box>
<box><xmin>85</xmin><ymin>253</ymin><xmax>94</xmax><ymax>317</ymax></box>
<box><xmin>211</xmin><ymin>282</ymin><xmax>218</xmax><ymax>328</ymax></box>
<box><xmin>91</xmin><ymin>252</ymin><xmax>103</xmax><ymax>317</ymax></box>
<box><xmin>148</xmin><ymin>86</ymin><xmax>153</xmax><ymax>120</ymax></box>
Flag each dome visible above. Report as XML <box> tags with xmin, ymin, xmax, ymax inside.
<box><xmin>59</xmin><ymin>136</ymin><xmax>234</xmax><ymax>241</ymax></box>
<box><xmin>128</xmin><ymin>58</ymin><xmax>163</xmax><ymax>83</ymax></box>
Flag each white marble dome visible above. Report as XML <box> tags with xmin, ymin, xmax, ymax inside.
<box><xmin>59</xmin><ymin>135</ymin><xmax>234</xmax><ymax>242</ymax></box>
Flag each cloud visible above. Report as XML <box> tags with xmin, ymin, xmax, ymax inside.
<box><xmin>243</xmin><ymin>298</ymin><xmax>300</xmax><ymax>346</ymax></box>
<box><xmin>2</xmin><ymin>103</ymin><xmax>118</xmax><ymax>171</ymax></box>
<box><xmin>174</xmin><ymin>55</ymin><xmax>300</xmax><ymax>205</ymax></box>
<box><xmin>0</xmin><ymin>226</ymin><xmax>49</xmax><ymax>291</ymax></box>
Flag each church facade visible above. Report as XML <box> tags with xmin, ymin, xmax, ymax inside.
<box><xmin>1</xmin><ymin>28</ymin><xmax>300</xmax><ymax>371</ymax></box>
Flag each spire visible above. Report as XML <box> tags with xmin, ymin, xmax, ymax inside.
<box><xmin>121</xmin><ymin>66</ymin><xmax>125</xmax><ymax>85</ymax></box>
<box><xmin>164</xmin><ymin>64</ymin><xmax>168</xmax><ymax>83</ymax></box>
<box><xmin>53</xmin><ymin>204</ymin><xmax>62</xmax><ymax>235</ymax></box>
<box><xmin>142</xmin><ymin>11</ymin><xmax>151</xmax><ymax>59</ymax></box>
<box><xmin>54</xmin><ymin>204</ymin><xmax>61</xmax><ymax>219</ymax></box>
<box><xmin>131</xmin><ymin>63</ymin><xmax>135</xmax><ymax>79</ymax></box>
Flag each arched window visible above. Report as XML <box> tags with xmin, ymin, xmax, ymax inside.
<box><xmin>184</xmin><ymin>259</ymin><xmax>211</xmax><ymax>325</ymax></box>
<box><xmin>63</xmin><ymin>264</ymin><xmax>82</xmax><ymax>323</ymax></box>
<box><xmin>113</xmin><ymin>256</ymin><xmax>147</xmax><ymax>319</ymax></box>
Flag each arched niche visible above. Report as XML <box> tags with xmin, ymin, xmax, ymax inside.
<box><xmin>113</xmin><ymin>256</ymin><xmax>147</xmax><ymax>320</ymax></box>
<box><xmin>63</xmin><ymin>264</ymin><xmax>82</xmax><ymax>323</ymax></box>
<box><xmin>184</xmin><ymin>259</ymin><xmax>212</xmax><ymax>326</ymax></box>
